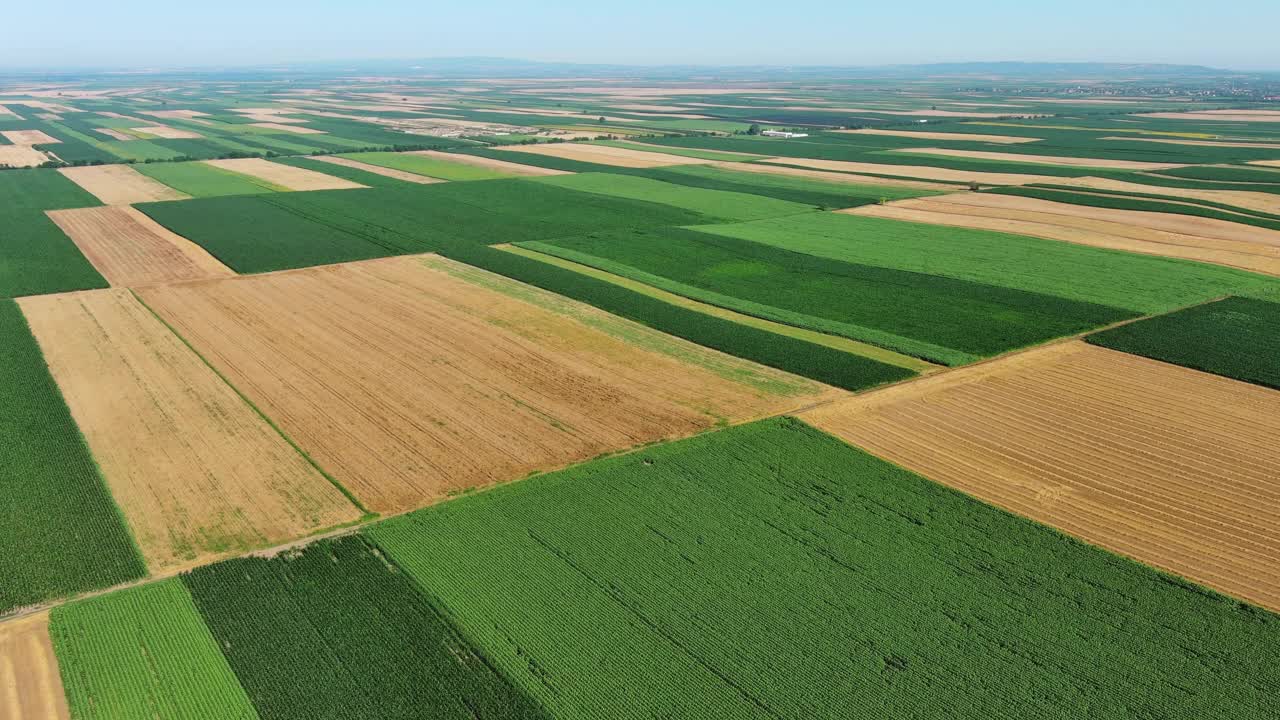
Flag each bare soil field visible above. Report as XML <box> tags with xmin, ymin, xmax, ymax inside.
<box><xmin>130</xmin><ymin>125</ymin><xmax>202</xmax><ymax>139</ymax></box>
<box><xmin>407</xmin><ymin>150</ymin><xmax>571</xmax><ymax>176</ymax></box>
<box><xmin>498</xmin><ymin>142</ymin><xmax>715</xmax><ymax>167</ymax></box>
<box><xmin>0</xmin><ymin>613</ymin><xmax>68</xmax><ymax>720</ymax></box>
<box><xmin>138</xmin><ymin>254</ymin><xmax>840</xmax><ymax>514</ymax></box>
<box><xmin>760</xmin><ymin>157</ymin><xmax>1064</xmax><ymax>185</ymax></box>
<box><xmin>803</xmin><ymin>341</ymin><xmax>1280</xmax><ymax>612</ymax></box>
<box><xmin>896</xmin><ymin>147</ymin><xmax>1188</xmax><ymax>170</ymax></box>
<box><xmin>311</xmin><ymin>155</ymin><xmax>443</xmax><ymax>183</ymax></box>
<box><xmin>57</xmin><ymin>164</ymin><xmax>189</xmax><ymax>205</ymax></box>
<box><xmin>835</xmin><ymin>128</ymin><xmax>1040</xmax><ymax>144</ymax></box>
<box><xmin>202</xmin><ymin>158</ymin><xmax>366</xmax><ymax>191</ymax></box>
<box><xmin>1</xmin><ymin>129</ymin><xmax>59</xmax><ymax>145</ymax></box>
<box><xmin>0</xmin><ymin>145</ymin><xmax>50</xmax><ymax>167</ymax></box>
<box><xmin>19</xmin><ymin>289</ymin><xmax>360</xmax><ymax>572</ymax></box>
<box><xmin>46</xmin><ymin>206</ymin><xmax>235</xmax><ymax>286</ymax></box>
<box><xmin>847</xmin><ymin>196</ymin><xmax>1280</xmax><ymax>276</ymax></box>
<box><xmin>711</xmin><ymin>160</ymin><xmax>956</xmax><ymax>190</ymax></box>
<box><xmin>248</xmin><ymin>122</ymin><xmax>327</xmax><ymax>134</ymax></box>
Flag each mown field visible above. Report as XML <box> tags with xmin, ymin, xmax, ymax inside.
<box><xmin>371</xmin><ymin>417</ymin><xmax>1280</xmax><ymax>719</ymax></box>
<box><xmin>1088</xmin><ymin>296</ymin><xmax>1280</xmax><ymax>389</ymax></box>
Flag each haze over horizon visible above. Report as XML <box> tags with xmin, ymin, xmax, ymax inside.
<box><xmin>4</xmin><ymin>0</ymin><xmax>1277</xmax><ymax>72</ymax></box>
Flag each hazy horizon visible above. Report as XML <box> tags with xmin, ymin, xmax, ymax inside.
<box><xmin>4</xmin><ymin>0</ymin><xmax>1277</xmax><ymax>72</ymax></box>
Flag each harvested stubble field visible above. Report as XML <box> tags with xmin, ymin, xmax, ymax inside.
<box><xmin>711</xmin><ymin>160</ymin><xmax>955</xmax><ymax>190</ymax></box>
<box><xmin>46</xmin><ymin>206</ymin><xmax>235</xmax><ymax>287</ymax></box>
<box><xmin>57</xmin><ymin>164</ymin><xmax>189</xmax><ymax>205</ymax></box>
<box><xmin>137</xmin><ymin>255</ymin><xmax>839</xmax><ymax>513</ymax></box>
<box><xmin>802</xmin><ymin>341</ymin><xmax>1280</xmax><ymax>612</ymax></box>
<box><xmin>759</xmin><ymin>157</ymin><xmax>1066</xmax><ymax>185</ymax></box>
<box><xmin>1056</xmin><ymin>176</ymin><xmax>1280</xmax><ymax>217</ymax></box>
<box><xmin>849</xmin><ymin>193</ymin><xmax>1280</xmax><ymax>276</ymax></box>
<box><xmin>373</xmin><ymin>417</ymin><xmax>1280</xmax><ymax>720</ymax></box>
<box><xmin>895</xmin><ymin>146</ymin><xmax>1189</xmax><ymax>170</ymax></box>
<box><xmin>1</xmin><ymin>129</ymin><xmax>60</xmax><ymax>145</ymax></box>
<box><xmin>0</xmin><ymin>145</ymin><xmax>51</xmax><ymax>167</ymax></box>
<box><xmin>0</xmin><ymin>612</ymin><xmax>70</xmax><ymax>720</ymax></box>
<box><xmin>130</xmin><ymin>125</ymin><xmax>203</xmax><ymax>139</ymax></box>
<box><xmin>18</xmin><ymin>289</ymin><xmax>362</xmax><ymax>572</ymax></box>
<box><xmin>201</xmin><ymin>158</ymin><xmax>366</xmax><ymax>191</ymax></box>
<box><xmin>499</xmin><ymin>141</ymin><xmax>716</xmax><ymax>167</ymax></box>
<box><xmin>310</xmin><ymin>154</ymin><xmax>443</xmax><ymax>184</ymax></box>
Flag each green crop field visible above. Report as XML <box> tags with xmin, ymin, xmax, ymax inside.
<box><xmin>0</xmin><ymin>168</ymin><xmax>100</xmax><ymax>210</ymax></box>
<box><xmin>529</xmin><ymin>172</ymin><xmax>818</xmax><ymax>221</ymax></box>
<box><xmin>270</xmin><ymin>156</ymin><xmax>426</xmax><ymax>188</ymax></box>
<box><xmin>697</xmin><ymin>211</ymin><xmax>1280</xmax><ymax>313</ymax></box>
<box><xmin>630</xmin><ymin>164</ymin><xmax>941</xmax><ymax>208</ymax></box>
<box><xmin>371</xmin><ymin>418</ymin><xmax>1280</xmax><ymax>720</ymax></box>
<box><xmin>181</xmin><ymin>535</ymin><xmax>549</xmax><ymax>720</ymax></box>
<box><xmin>1154</xmin><ymin>164</ymin><xmax>1280</xmax><ymax>184</ymax></box>
<box><xmin>987</xmin><ymin>185</ymin><xmax>1280</xmax><ymax>230</ymax></box>
<box><xmin>0</xmin><ymin>301</ymin><xmax>143</xmax><ymax>614</ymax></box>
<box><xmin>0</xmin><ymin>210</ymin><xmax>110</xmax><ymax>298</ymax></box>
<box><xmin>523</xmin><ymin>225</ymin><xmax>1134</xmax><ymax>364</ymax></box>
<box><xmin>338</xmin><ymin>151</ymin><xmax>517</xmax><ymax>180</ymax></box>
<box><xmin>50</xmin><ymin>579</ymin><xmax>258</xmax><ymax>720</ymax></box>
<box><xmin>134</xmin><ymin>161</ymin><xmax>288</xmax><ymax>197</ymax></box>
<box><xmin>1087</xmin><ymin>296</ymin><xmax>1280</xmax><ymax>389</ymax></box>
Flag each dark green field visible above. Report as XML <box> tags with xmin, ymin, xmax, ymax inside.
<box><xmin>1087</xmin><ymin>296</ymin><xmax>1280</xmax><ymax>389</ymax></box>
<box><xmin>182</xmin><ymin>535</ymin><xmax>548</xmax><ymax>720</ymax></box>
<box><xmin>0</xmin><ymin>301</ymin><xmax>144</xmax><ymax>614</ymax></box>
<box><xmin>524</xmin><ymin>225</ymin><xmax>1134</xmax><ymax>364</ymax></box>
<box><xmin>0</xmin><ymin>168</ymin><xmax>101</xmax><ymax>211</ymax></box>
<box><xmin>371</xmin><ymin>417</ymin><xmax>1280</xmax><ymax>720</ymax></box>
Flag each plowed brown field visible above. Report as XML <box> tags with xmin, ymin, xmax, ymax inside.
<box><xmin>46</xmin><ymin>206</ymin><xmax>234</xmax><ymax>287</ymax></box>
<box><xmin>57</xmin><ymin>164</ymin><xmax>189</xmax><ymax>205</ymax></box>
<box><xmin>0</xmin><ymin>613</ymin><xmax>69</xmax><ymax>720</ymax></box>
<box><xmin>803</xmin><ymin>341</ymin><xmax>1280</xmax><ymax>611</ymax></box>
<box><xmin>201</xmin><ymin>158</ymin><xmax>366</xmax><ymax>191</ymax></box>
<box><xmin>18</xmin><ymin>289</ymin><xmax>361</xmax><ymax>572</ymax></box>
<box><xmin>847</xmin><ymin>194</ymin><xmax>1280</xmax><ymax>276</ymax></box>
<box><xmin>498</xmin><ymin>142</ymin><xmax>712</xmax><ymax>167</ymax></box>
<box><xmin>139</xmin><ymin>255</ymin><xmax>841</xmax><ymax>513</ymax></box>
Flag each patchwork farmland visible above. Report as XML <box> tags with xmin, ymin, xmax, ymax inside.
<box><xmin>1</xmin><ymin>66</ymin><xmax>1279</xmax><ymax>720</ymax></box>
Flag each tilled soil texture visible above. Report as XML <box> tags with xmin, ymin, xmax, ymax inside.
<box><xmin>847</xmin><ymin>193</ymin><xmax>1280</xmax><ymax>277</ymax></box>
<box><xmin>19</xmin><ymin>289</ymin><xmax>362</xmax><ymax>572</ymax></box>
<box><xmin>0</xmin><ymin>613</ymin><xmax>70</xmax><ymax>720</ymax></box>
<box><xmin>139</xmin><ymin>254</ymin><xmax>842</xmax><ymax>513</ymax></box>
<box><xmin>201</xmin><ymin>158</ymin><xmax>366</xmax><ymax>191</ymax></box>
<box><xmin>57</xmin><ymin>164</ymin><xmax>190</xmax><ymax>205</ymax></box>
<box><xmin>46</xmin><ymin>206</ymin><xmax>235</xmax><ymax>287</ymax></box>
<box><xmin>803</xmin><ymin>341</ymin><xmax>1280</xmax><ymax>612</ymax></box>
<box><xmin>498</xmin><ymin>142</ymin><xmax>716</xmax><ymax>168</ymax></box>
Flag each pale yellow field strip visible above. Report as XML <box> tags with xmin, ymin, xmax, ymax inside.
<box><xmin>139</xmin><ymin>254</ymin><xmax>842</xmax><ymax>514</ymax></box>
<box><xmin>57</xmin><ymin>164</ymin><xmax>189</xmax><ymax>205</ymax></box>
<box><xmin>846</xmin><ymin>198</ymin><xmax>1280</xmax><ymax>277</ymax></box>
<box><xmin>712</xmin><ymin>161</ymin><xmax>962</xmax><ymax>191</ymax></box>
<box><xmin>202</xmin><ymin>158</ymin><xmax>366</xmax><ymax>191</ymax></box>
<box><xmin>20</xmin><ymin>290</ymin><xmax>361</xmax><ymax>573</ymax></box>
<box><xmin>1247</xmin><ymin>160</ymin><xmax>1280</xmax><ymax>169</ymax></box>
<box><xmin>1</xmin><ymin>129</ymin><xmax>59</xmax><ymax>145</ymax></box>
<box><xmin>0</xmin><ymin>613</ymin><xmax>69</xmax><ymax>720</ymax></box>
<box><xmin>248</xmin><ymin>122</ymin><xmax>328</xmax><ymax>134</ymax></box>
<box><xmin>129</xmin><ymin>125</ymin><xmax>203</xmax><ymax>139</ymax></box>
<box><xmin>406</xmin><ymin>150</ymin><xmax>571</xmax><ymax>176</ymax></box>
<box><xmin>497</xmin><ymin>142</ymin><xmax>714</xmax><ymax>168</ymax></box>
<box><xmin>0</xmin><ymin>145</ymin><xmax>50</xmax><ymax>167</ymax></box>
<box><xmin>309</xmin><ymin>155</ymin><xmax>441</xmax><ymax>184</ymax></box>
<box><xmin>94</xmin><ymin>127</ymin><xmax>134</xmax><ymax>141</ymax></box>
<box><xmin>894</xmin><ymin>147</ymin><xmax>1189</xmax><ymax>170</ymax></box>
<box><xmin>1105</xmin><ymin>136</ymin><xmax>1280</xmax><ymax>150</ymax></box>
<box><xmin>139</xmin><ymin>109</ymin><xmax>209</xmax><ymax>119</ymax></box>
<box><xmin>497</xmin><ymin>243</ymin><xmax>938</xmax><ymax>373</ymax></box>
<box><xmin>1057</xmin><ymin>176</ymin><xmax>1280</xmax><ymax>216</ymax></box>
<box><xmin>759</xmin><ymin>157</ymin><xmax>1064</xmax><ymax>185</ymax></box>
<box><xmin>1143</xmin><ymin>111</ymin><xmax>1280</xmax><ymax>122</ymax></box>
<box><xmin>834</xmin><ymin>128</ymin><xmax>1040</xmax><ymax>144</ymax></box>
<box><xmin>803</xmin><ymin>342</ymin><xmax>1280</xmax><ymax>612</ymax></box>
<box><xmin>46</xmin><ymin>206</ymin><xmax>234</xmax><ymax>287</ymax></box>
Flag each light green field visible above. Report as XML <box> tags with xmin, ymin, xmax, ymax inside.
<box><xmin>529</xmin><ymin>172</ymin><xmax>818</xmax><ymax>222</ymax></box>
<box><xmin>593</xmin><ymin>139</ymin><xmax>768</xmax><ymax>162</ymax></box>
<box><xmin>338</xmin><ymin>151</ymin><xmax>516</xmax><ymax>180</ymax></box>
<box><xmin>135</xmin><ymin>161</ymin><xmax>288</xmax><ymax>197</ymax></box>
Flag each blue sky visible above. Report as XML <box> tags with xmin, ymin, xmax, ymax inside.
<box><xmin>5</xmin><ymin>0</ymin><xmax>1278</xmax><ymax>70</ymax></box>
